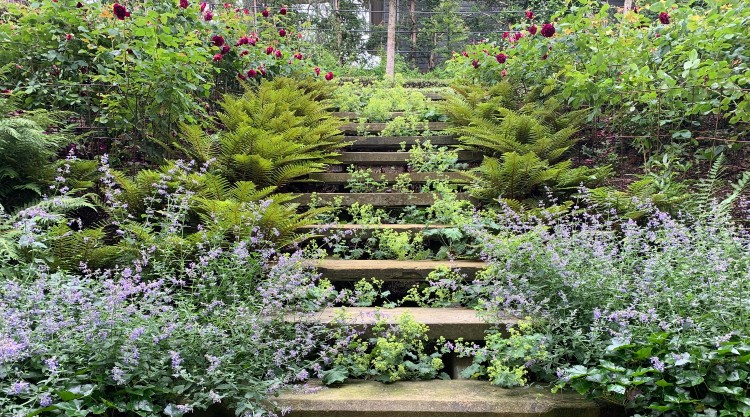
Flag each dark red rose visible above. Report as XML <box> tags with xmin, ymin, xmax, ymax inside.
<box><xmin>658</xmin><ymin>12</ymin><xmax>670</xmax><ymax>24</ymax></box>
<box><xmin>502</xmin><ymin>32</ymin><xmax>509</xmax><ymax>39</ymax></box>
<box><xmin>236</xmin><ymin>36</ymin><xmax>248</xmax><ymax>46</ymax></box>
<box><xmin>529</xmin><ymin>24</ymin><xmax>538</xmax><ymax>35</ymax></box>
<box><xmin>294</xmin><ymin>52</ymin><xmax>303</xmax><ymax>60</ymax></box>
<box><xmin>247</xmin><ymin>69</ymin><xmax>258</xmax><ymax>77</ymax></box>
<box><xmin>238</xmin><ymin>73</ymin><xmax>247</xmax><ymax>80</ymax></box>
<box><xmin>262</xmin><ymin>9</ymin><xmax>269</xmax><ymax>17</ymax></box>
<box><xmin>496</xmin><ymin>53</ymin><xmax>507</xmax><ymax>64</ymax></box>
<box><xmin>259</xmin><ymin>67</ymin><xmax>266</xmax><ymax>76</ymax></box>
<box><xmin>2</xmin><ymin>89</ymin><xmax>12</xmax><ymax>95</ymax></box>
<box><xmin>314</xmin><ymin>67</ymin><xmax>321</xmax><ymax>76</ymax></box>
<box><xmin>240</xmin><ymin>50</ymin><xmax>249</xmax><ymax>56</ymax></box>
<box><xmin>213</xmin><ymin>53</ymin><xmax>223</xmax><ymax>62</ymax></box>
<box><xmin>266</xmin><ymin>46</ymin><xmax>274</xmax><ymax>55</ymax></box>
<box><xmin>501</xmin><ymin>69</ymin><xmax>508</xmax><ymax>77</ymax></box>
<box><xmin>179</xmin><ymin>0</ymin><xmax>188</xmax><ymax>8</ymax></box>
<box><xmin>65</xmin><ymin>33</ymin><xmax>73</xmax><ymax>41</ymax></box>
<box><xmin>514</xmin><ymin>32</ymin><xmax>522</xmax><ymax>41</ymax></box>
<box><xmin>204</xmin><ymin>10</ymin><xmax>213</xmax><ymax>21</ymax></box>
<box><xmin>275</xmin><ymin>50</ymin><xmax>282</xmax><ymax>58</ymax></box>
<box><xmin>221</xmin><ymin>45</ymin><xmax>230</xmax><ymax>54</ymax></box>
<box><xmin>200</xmin><ymin>2</ymin><xmax>206</xmax><ymax>11</ymax></box>
<box><xmin>113</xmin><ymin>3</ymin><xmax>130</xmax><ymax>20</ymax></box>
<box><xmin>541</xmin><ymin>54</ymin><xmax>548</xmax><ymax>60</ymax></box>
<box><xmin>279</xmin><ymin>28</ymin><xmax>286</xmax><ymax>37</ymax></box>
<box><xmin>211</xmin><ymin>35</ymin><xmax>225</xmax><ymax>46</ymax></box>
<box><xmin>243</xmin><ymin>8</ymin><xmax>249</xmax><ymax>14</ymax></box>
<box><xmin>541</xmin><ymin>23</ymin><xmax>555</xmax><ymax>37</ymax></box>
<box><xmin>525</xmin><ymin>10</ymin><xmax>534</xmax><ymax>20</ymax></box>
<box><xmin>472</xmin><ymin>59</ymin><xmax>479</xmax><ymax>68</ymax></box>
<box><xmin>325</xmin><ymin>71</ymin><xmax>334</xmax><ymax>81</ymax></box>
<box><xmin>280</xmin><ymin>7</ymin><xmax>287</xmax><ymax>15</ymax></box>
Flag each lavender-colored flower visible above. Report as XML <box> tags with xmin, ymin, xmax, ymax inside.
<box><xmin>650</xmin><ymin>356</ymin><xmax>665</xmax><ymax>372</ymax></box>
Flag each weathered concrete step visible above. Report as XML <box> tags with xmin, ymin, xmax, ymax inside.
<box><xmin>276</xmin><ymin>380</ymin><xmax>605</xmax><ymax>417</ymax></box>
<box><xmin>317</xmin><ymin>259</ymin><xmax>485</xmax><ymax>281</ymax></box>
<box><xmin>332</xmin><ymin>111</ymin><xmax>406</xmax><ymax>120</ymax></box>
<box><xmin>306</xmin><ymin>307</ymin><xmax>503</xmax><ymax>341</ymax></box>
<box><xmin>341</xmin><ymin>122</ymin><xmax>450</xmax><ymax>134</ymax></box>
<box><xmin>338</xmin><ymin>151</ymin><xmax>480</xmax><ymax>165</ymax></box>
<box><xmin>292</xmin><ymin>192</ymin><xmax>472</xmax><ymax>207</ymax></box>
<box><xmin>346</xmin><ymin>135</ymin><xmax>458</xmax><ymax>150</ymax></box>
<box><xmin>308</xmin><ymin>172</ymin><xmax>469</xmax><ymax>184</ymax></box>
<box><xmin>301</xmin><ymin>223</ymin><xmax>453</xmax><ymax>235</ymax></box>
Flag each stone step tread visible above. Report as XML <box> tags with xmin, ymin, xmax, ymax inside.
<box><xmin>308</xmin><ymin>172</ymin><xmax>469</xmax><ymax>184</ymax></box>
<box><xmin>276</xmin><ymin>380</ymin><xmax>603</xmax><ymax>417</ymax></box>
<box><xmin>301</xmin><ymin>223</ymin><xmax>454</xmax><ymax>233</ymax></box>
<box><xmin>316</xmin><ymin>259</ymin><xmax>485</xmax><ymax>281</ymax></box>
<box><xmin>341</xmin><ymin>121</ymin><xmax>450</xmax><ymax>133</ymax></box>
<box><xmin>346</xmin><ymin>135</ymin><xmax>458</xmax><ymax>150</ymax></box>
<box><xmin>332</xmin><ymin>111</ymin><xmax>406</xmax><ymax>119</ymax></box>
<box><xmin>291</xmin><ymin>192</ymin><xmax>472</xmax><ymax>207</ymax></box>
<box><xmin>338</xmin><ymin>151</ymin><xmax>480</xmax><ymax>164</ymax></box>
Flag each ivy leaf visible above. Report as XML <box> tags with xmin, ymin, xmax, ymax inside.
<box><xmin>321</xmin><ymin>367</ymin><xmax>349</xmax><ymax>385</ymax></box>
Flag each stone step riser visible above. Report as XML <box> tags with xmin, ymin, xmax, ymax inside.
<box><xmin>307</xmin><ymin>172</ymin><xmax>469</xmax><ymax>184</ymax></box>
<box><xmin>316</xmin><ymin>259</ymin><xmax>485</xmax><ymax>282</ymax></box>
<box><xmin>275</xmin><ymin>380</ymin><xmax>608</xmax><ymax>417</ymax></box>
<box><xmin>291</xmin><ymin>193</ymin><xmax>472</xmax><ymax>207</ymax></box>
<box><xmin>340</xmin><ymin>122</ymin><xmax>450</xmax><ymax>134</ymax></box>
<box><xmin>345</xmin><ymin>135</ymin><xmax>458</xmax><ymax>151</ymax></box>
<box><xmin>336</xmin><ymin>151</ymin><xmax>480</xmax><ymax>166</ymax></box>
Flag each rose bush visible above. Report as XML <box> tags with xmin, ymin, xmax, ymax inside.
<box><xmin>0</xmin><ymin>0</ymin><xmax>334</xmax><ymax>163</ymax></box>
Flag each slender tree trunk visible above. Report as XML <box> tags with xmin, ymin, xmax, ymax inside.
<box><xmin>623</xmin><ymin>0</ymin><xmax>632</xmax><ymax>12</ymax></box>
<box><xmin>410</xmin><ymin>0</ymin><xmax>416</xmax><ymax>65</ymax></box>
<box><xmin>385</xmin><ymin>0</ymin><xmax>397</xmax><ymax>78</ymax></box>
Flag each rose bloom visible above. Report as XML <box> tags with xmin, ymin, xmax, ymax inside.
<box><xmin>496</xmin><ymin>53</ymin><xmax>507</xmax><ymax>64</ymax></box>
<box><xmin>541</xmin><ymin>23</ymin><xmax>555</xmax><ymax>37</ymax></box>
<box><xmin>659</xmin><ymin>12</ymin><xmax>670</xmax><ymax>24</ymax></box>
<box><xmin>325</xmin><ymin>71</ymin><xmax>334</xmax><ymax>81</ymax></box>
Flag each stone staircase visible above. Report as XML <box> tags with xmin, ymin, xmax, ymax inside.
<box><xmin>274</xmin><ymin>88</ymin><xmax>615</xmax><ymax>416</ymax></box>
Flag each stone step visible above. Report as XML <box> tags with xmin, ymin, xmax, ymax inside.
<box><xmin>332</xmin><ymin>111</ymin><xmax>406</xmax><ymax>120</ymax></box>
<box><xmin>316</xmin><ymin>259</ymin><xmax>485</xmax><ymax>281</ymax></box>
<box><xmin>340</xmin><ymin>121</ymin><xmax>450</xmax><ymax>134</ymax></box>
<box><xmin>276</xmin><ymin>380</ymin><xmax>605</xmax><ymax>417</ymax></box>
<box><xmin>305</xmin><ymin>307</ymin><xmax>504</xmax><ymax>341</ymax></box>
<box><xmin>308</xmin><ymin>172</ymin><xmax>469</xmax><ymax>184</ymax></box>
<box><xmin>346</xmin><ymin>135</ymin><xmax>458</xmax><ymax>150</ymax></box>
<box><xmin>338</xmin><ymin>151</ymin><xmax>480</xmax><ymax>165</ymax></box>
<box><xmin>301</xmin><ymin>223</ymin><xmax>453</xmax><ymax>236</ymax></box>
<box><xmin>291</xmin><ymin>192</ymin><xmax>472</xmax><ymax>207</ymax></box>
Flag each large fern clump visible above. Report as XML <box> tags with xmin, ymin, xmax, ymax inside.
<box><xmin>0</xmin><ymin>99</ymin><xmax>73</xmax><ymax>210</ymax></box>
<box><xmin>440</xmin><ymin>83</ymin><xmax>611</xmax><ymax>207</ymax></box>
<box><xmin>182</xmin><ymin>77</ymin><xmax>346</xmax><ymax>189</ymax></box>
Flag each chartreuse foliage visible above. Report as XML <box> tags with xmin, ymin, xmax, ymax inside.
<box><xmin>320</xmin><ymin>312</ymin><xmax>447</xmax><ymax>384</ymax></box>
<box><xmin>441</xmin><ymin>83</ymin><xmax>610</xmax><ymax>206</ymax></box>
<box><xmin>182</xmin><ymin>77</ymin><xmax>346</xmax><ymax>189</ymax></box>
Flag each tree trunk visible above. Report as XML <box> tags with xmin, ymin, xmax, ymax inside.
<box><xmin>410</xmin><ymin>0</ymin><xmax>417</xmax><ymax>65</ymax></box>
<box><xmin>623</xmin><ymin>0</ymin><xmax>633</xmax><ymax>12</ymax></box>
<box><xmin>385</xmin><ymin>0</ymin><xmax>397</xmax><ymax>78</ymax></box>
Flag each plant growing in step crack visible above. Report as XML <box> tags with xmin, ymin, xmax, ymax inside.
<box><xmin>459</xmin><ymin>320</ymin><xmax>550</xmax><ymax>388</ymax></box>
<box><xmin>393</xmin><ymin>173</ymin><xmax>413</xmax><ymax>193</ymax></box>
<box><xmin>345</xmin><ymin>166</ymin><xmax>389</xmax><ymax>193</ymax></box>
<box><xmin>337</xmin><ymin>278</ymin><xmax>392</xmax><ymax>307</ymax></box>
<box><xmin>381</xmin><ymin>115</ymin><xmax>428</xmax><ymax>137</ymax></box>
<box><xmin>401</xmin><ymin>265</ymin><xmax>477</xmax><ymax>307</ymax></box>
<box><xmin>318</xmin><ymin>312</ymin><xmax>448</xmax><ymax>384</ymax></box>
<box><xmin>402</xmin><ymin>139</ymin><xmax>467</xmax><ymax>173</ymax></box>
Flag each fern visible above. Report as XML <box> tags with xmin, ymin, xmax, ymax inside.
<box><xmin>441</xmin><ymin>86</ymin><xmax>608</xmax><ymax>205</ymax></box>
<box><xmin>179</xmin><ymin>77</ymin><xmax>347</xmax><ymax>189</ymax></box>
<box><xmin>0</xmin><ymin>99</ymin><xmax>74</xmax><ymax>209</ymax></box>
